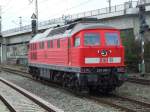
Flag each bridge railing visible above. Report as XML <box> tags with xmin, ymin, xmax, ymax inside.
<box><xmin>2</xmin><ymin>1</ymin><xmax>139</xmax><ymax>36</ymax></box>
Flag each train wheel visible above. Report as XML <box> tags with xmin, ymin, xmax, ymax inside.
<box><xmin>35</xmin><ymin>76</ymin><xmax>38</xmax><ymax>80</ymax></box>
<box><xmin>97</xmin><ymin>82</ymin><xmax>116</xmax><ymax>94</ymax></box>
<box><xmin>40</xmin><ymin>77</ymin><xmax>43</xmax><ymax>81</ymax></box>
<box><xmin>68</xmin><ymin>74</ymin><xmax>76</xmax><ymax>90</ymax></box>
<box><xmin>62</xmin><ymin>74</ymin><xmax>68</xmax><ymax>88</ymax></box>
<box><xmin>74</xmin><ymin>78</ymin><xmax>81</xmax><ymax>92</ymax></box>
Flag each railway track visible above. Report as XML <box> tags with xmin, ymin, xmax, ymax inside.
<box><xmin>127</xmin><ymin>77</ymin><xmax>150</xmax><ymax>86</ymax></box>
<box><xmin>1</xmin><ymin>66</ymin><xmax>150</xmax><ymax>112</ymax></box>
<box><xmin>90</xmin><ymin>95</ymin><xmax>150</xmax><ymax>112</ymax></box>
<box><xmin>0</xmin><ymin>98</ymin><xmax>12</xmax><ymax>112</ymax></box>
<box><xmin>0</xmin><ymin>77</ymin><xmax>63</xmax><ymax>112</ymax></box>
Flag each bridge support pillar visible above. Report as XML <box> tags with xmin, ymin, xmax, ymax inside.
<box><xmin>0</xmin><ymin>36</ymin><xmax>7</xmax><ymax>64</ymax></box>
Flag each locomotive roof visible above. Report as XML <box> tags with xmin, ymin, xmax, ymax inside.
<box><xmin>30</xmin><ymin>22</ymin><xmax>117</xmax><ymax>43</ymax></box>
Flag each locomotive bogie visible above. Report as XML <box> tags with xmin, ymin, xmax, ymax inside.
<box><xmin>29</xmin><ymin>65</ymin><xmax>125</xmax><ymax>93</ymax></box>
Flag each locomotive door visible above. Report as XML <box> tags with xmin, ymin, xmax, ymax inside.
<box><xmin>67</xmin><ymin>38</ymin><xmax>71</xmax><ymax>65</ymax></box>
<box><xmin>34</xmin><ymin>43</ymin><xmax>37</xmax><ymax>60</ymax></box>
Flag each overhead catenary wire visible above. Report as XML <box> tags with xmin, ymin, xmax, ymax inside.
<box><xmin>2</xmin><ymin>0</ymin><xmax>33</xmax><ymax>15</ymax></box>
<box><xmin>2</xmin><ymin>0</ymin><xmax>98</xmax><ymax>30</ymax></box>
<box><xmin>43</xmin><ymin>0</ymin><xmax>94</xmax><ymax>19</ymax></box>
<box><xmin>1</xmin><ymin>0</ymin><xmax>13</xmax><ymax>14</ymax></box>
<box><xmin>2</xmin><ymin>0</ymin><xmax>48</xmax><ymax>15</ymax></box>
<box><xmin>1</xmin><ymin>0</ymin><xmax>33</xmax><ymax>30</ymax></box>
<box><xmin>2</xmin><ymin>0</ymin><xmax>94</xmax><ymax>18</ymax></box>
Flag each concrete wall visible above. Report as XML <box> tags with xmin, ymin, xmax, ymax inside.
<box><xmin>6</xmin><ymin>33</ymin><xmax>32</xmax><ymax>44</ymax></box>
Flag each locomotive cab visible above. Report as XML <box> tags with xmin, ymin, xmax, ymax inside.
<box><xmin>70</xmin><ymin>27</ymin><xmax>126</xmax><ymax>92</ymax></box>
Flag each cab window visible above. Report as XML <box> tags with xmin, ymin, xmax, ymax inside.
<box><xmin>84</xmin><ymin>33</ymin><xmax>100</xmax><ymax>46</ymax></box>
<box><xmin>105</xmin><ymin>33</ymin><xmax>120</xmax><ymax>46</ymax></box>
<box><xmin>74</xmin><ymin>37</ymin><xmax>80</xmax><ymax>47</ymax></box>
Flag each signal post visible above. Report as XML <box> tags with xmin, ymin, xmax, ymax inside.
<box><xmin>138</xmin><ymin>1</ymin><xmax>150</xmax><ymax>76</ymax></box>
<box><xmin>31</xmin><ymin>13</ymin><xmax>38</xmax><ymax>37</ymax></box>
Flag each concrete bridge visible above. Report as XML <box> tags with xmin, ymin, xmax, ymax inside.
<box><xmin>0</xmin><ymin>0</ymin><xmax>150</xmax><ymax>67</ymax></box>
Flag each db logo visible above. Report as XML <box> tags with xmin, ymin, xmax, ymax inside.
<box><xmin>101</xmin><ymin>50</ymin><xmax>107</xmax><ymax>56</ymax></box>
<box><xmin>98</xmin><ymin>50</ymin><xmax>112</xmax><ymax>56</ymax></box>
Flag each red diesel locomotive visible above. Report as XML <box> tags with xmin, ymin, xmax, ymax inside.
<box><xmin>28</xmin><ymin>18</ymin><xmax>127</xmax><ymax>93</ymax></box>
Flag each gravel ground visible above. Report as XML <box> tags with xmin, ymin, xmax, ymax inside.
<box><xmin>0</xmin><ymin>71</ymin><xmax>121</xmax><ymax>112</ymax></box>
<box><xmin>114</xmin><ymin>82</ymin><xmax>150</xmax><ymax>103</ymax></box>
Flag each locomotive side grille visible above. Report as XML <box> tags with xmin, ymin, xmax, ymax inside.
<box><xmin>48</xmin><ymin>26</ymin><xmax>68</xmax><ymax>36</ymax></box>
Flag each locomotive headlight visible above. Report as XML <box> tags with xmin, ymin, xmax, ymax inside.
<box><xmin>101</xmin><ymin>50</ymin><xmax>107</xmax><ymax>56</ymax></box>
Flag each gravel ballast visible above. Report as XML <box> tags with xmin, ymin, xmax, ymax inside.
<box><xmin>0</xmin><ymin>71</ymin><xmax>121</xmax><ymax>112</ymax></box>
<box><xmin>115</xmin><ymin>82</ymin><xmax>150</xmax><ymax>103</ymax></box>
<box><xmin>0</xmin><ymin>81</ymin><xmax>48</xmax><ymax>112</ymax></box>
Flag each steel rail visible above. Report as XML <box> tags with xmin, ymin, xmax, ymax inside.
<box><xmin>89</xmin><ymin>96</ymin><xmax>136</xmax><ymax>112</ymax></box>
<box><xmin>0</xmin><ymin>95</ymin><xmax>16</xmax><ymax>112</ymax></box>
<box><xmin>1</xmin><ymin>66</ymin><xmax>150</xmax><ymax>112</ymax></box>
<box><xmin>0</xmin><ymin>77</ymin><xmax>64</xmax><ymax>112</ymax></box>
<box><xmin>90</xmin><ymin>94</ymin><xmax>150</xmax><ymax>112</ymax></box>
<box><xmin>127</xmin><ymin>77</ymin><xmax>150</xmax><ymax>85</ymax></box>
<box><xmin>116</xmin><ymin>95</ymin><xmax>150</xmax><ymax>107</ymax></box>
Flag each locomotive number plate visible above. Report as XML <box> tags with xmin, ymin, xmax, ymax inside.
<box><xmin>85</xmin><ymin>57</ymin><xmax>121</xmax><ymax>64</ymax></box>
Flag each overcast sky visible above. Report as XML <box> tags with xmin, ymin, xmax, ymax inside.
<box><xmin>0</xmin><ymin>0</ymin><xmax>130</xmax><ymax>31</ymax></box>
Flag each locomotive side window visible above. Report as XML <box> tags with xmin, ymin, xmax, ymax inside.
<box><xmin>39</xmin><ymin>42</ymin><xmax>41</xmax><ymax>49</ymax></box>
<box><xmin>51</xmin><ymin>40</ymin><xmax>53</xmax><ymax>48</ymax></box>
<box><xmin>32</xmin><ymin>44</ymin><xmax>33</xmax><ymax>50</ymax></box>
<box><xmin>42</xmin><ymin>42</ymin><xmax>44</xmax><ymax>49</ymax></box>
<box><xmin>35</xmin><ymin>43</ymin><xmax>37</xmax><ymax>50</ymax></box>
<box><xmin>30</xmin><ymin>44</ymin><xmax>32</xmax><ymax>50</ymax></box>
<box><xmin>33</xmin><ymin>43</ymin><xmax>36</xmax><ymax>50</ymax></box>
<box><xmin>39</xmin><ymin>42</ymin><xmax>40</xmax><ymax>49</ymax></box>
<box><xmin>105</xmin><ymin>33</ymin><xmax>120</xmax><ymax>46</ymax></box>
<box><xmin>31</xmin><ymin>44</ymin><xmax>33</xmax><ymax>50</ymax></box>
<box><xmin>84</xmin><ymin>33</ymin><xmax>100</xmax><ymax>46</ymax></box>
<box><xmin>47</xmin><ymin>40</ymin><xmax>51</xmax><ymax>48</ymax></box>
<box><xmin>33</xmin><ymin>44</ymin><xmax>34</xmax><ymax>50</ymax></box>
<box><xmin>74</xmin><ymin>37</ymin><xmax>80</xmax><ymax>47</ymax></box>
<box><xmin>33</xmin><ymin>44</ymin><xmax>35</xmax><ymax>50</ymax></box>
<box><xmin>39</xmin><ymin>41</ymin><xmax>44</xmax><ymax>49</ymax></box>
<box><xmin>57</xmin><ymin>39</ymin><xmax>60</xmax><ymax>48</ymax></box>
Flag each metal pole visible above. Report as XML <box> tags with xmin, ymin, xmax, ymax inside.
<box><xmin>0</xmin><ymin>6</ymin><xmax>2</xmax><ymax>63</ymax></box>
<box><xmin>0</xmin><ymin>8</ymin><xmax>1</xmax><ymax>35</ymax></box>
<box><xmin>35</xmin><ymin>0</ymin><xmax>38</xmax><ymax>19</ymax></box>
<box><xmin>35</xmin><ymin>0</ymin><xmax>38</xmax><ymax>29</ymax></box>
<box><xmin>138</xmin><ymin>2</ymin><xmax>149</xmax><ymax>75</ymax></box>
<box><xmin>19</xmin><ymin>16</ymin><xmax>22</xmax><ymax>30</ymax></box>
<box><xmin>1</xmin><ymin>44</ymin><xmax>2</xmax><ymax>64</ymax></box>
<box><xmin>108</xmin><ymin>0</ymin><xmax>111</xmax><ymax>12</ymax></box>
<box><xmin>140</xmin><ymin>32</ymin><xmax>145</xmax><ymax>75</ymax></box>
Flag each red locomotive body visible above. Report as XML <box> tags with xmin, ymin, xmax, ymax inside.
<box><xmin>28</xmin><ymin>18</ymin><xmax>127</xmax><ymax>93</ymax></box>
